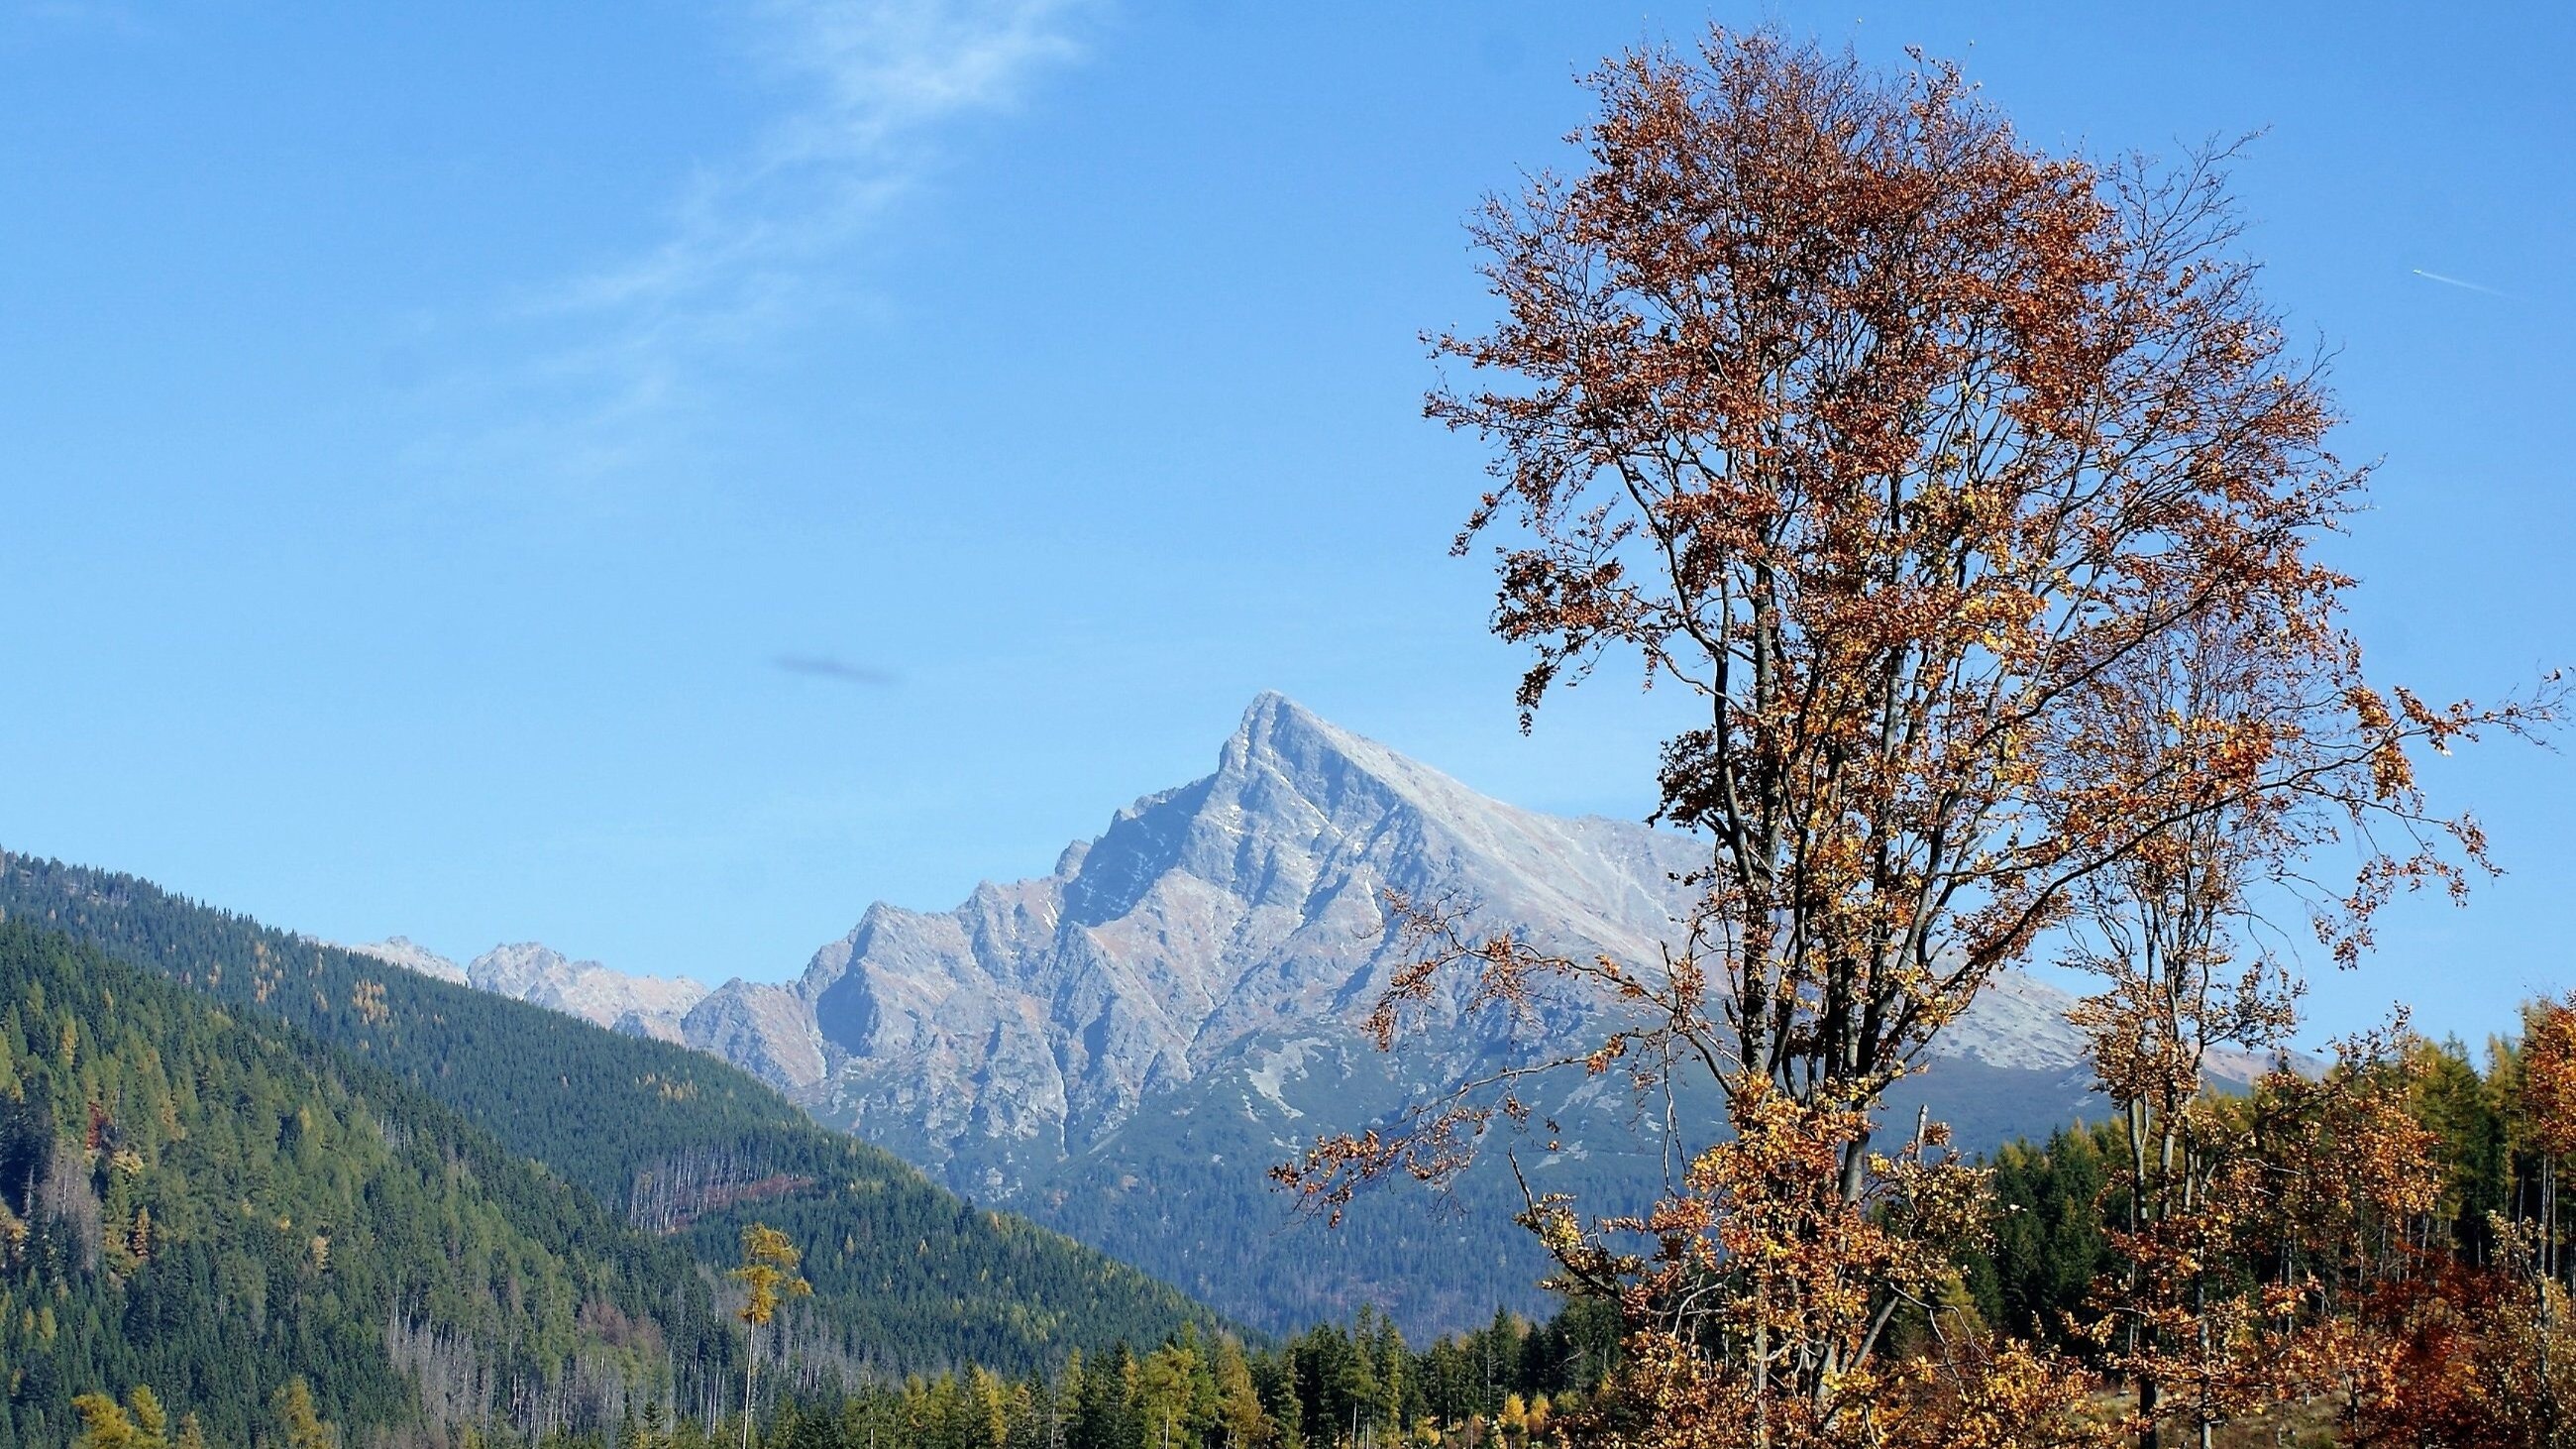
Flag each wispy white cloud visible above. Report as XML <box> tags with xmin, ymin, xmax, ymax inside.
<box><xmin>438</xmin><ymin>0</ymin><xmax>1093</xmax><ymax>482</ymax></box>
<box><xmin>554</xmin><ymin>0</ymin><xmax>1085</xmax><ymax>320</ymax></box>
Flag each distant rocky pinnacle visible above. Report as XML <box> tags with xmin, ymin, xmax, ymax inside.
<box><xmin>339</xmin><ymin>935</ymin><xmax>468</xmax><ymax>985</ymax></box>
<box><xmin>347</xmin><ymin>938</ymin><xmax>708</xmax><ymax>1043</ymax></box>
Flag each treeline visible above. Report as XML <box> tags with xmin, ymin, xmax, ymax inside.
<box><xmin>1962</xmin><ymin>1026</ymin><xmax>2576</xmax><ymax>1359</ymax></box>
<box><xmin>64</xmin><ymin>1303</ymin><xmax>1624</xmax><ymax>1449</ymax></box>
<box><xmin>0</xmin><ymin>852</ymin><xmax>1216</xmax><ymax>1375</ymax></box>
<box><xmin>756</xmin><ymin>1304</ymin><xmax>1619</xmax><ymax>1449</ymax></box>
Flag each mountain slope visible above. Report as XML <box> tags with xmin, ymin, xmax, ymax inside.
<box><xmin>0</xmin><ymin>920</ymin><xmax>744</xmax><ymax>1449</ymax></box>
<box><xmin>0</xmin><ymin>852</ymin><xmax>1219</xmax><ymax>1379</ymax></box>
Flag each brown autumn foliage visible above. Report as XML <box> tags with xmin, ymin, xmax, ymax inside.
<box><xmin>2521</xmin><ymin>998</ymin><xmax>2576</xmax><ymax>1162</ymax></box>
<box><xmin>2080</xmin><ymin>1027</ymin><xmax>2441</xmax><ymax>1446</ymax></box>
<box><xmin>1539</xmin><ymin>1081</ymin><xmax>2107</xmax><ymax>1448</ymax></box>
<box><xmin>1274</xmin><ymin>23</ymin><xmax>2557</xmax><ymax>1449</ymax></box>
<box><xmin>2356</xmin><ymin>998</ymin><xmax>2576</xmax><ymax>1445</ymax></box>
<box><xmin>2358</xmin><ymin>1230</ymin><xmax>2576</xmax><ymax>1447</ymax></box>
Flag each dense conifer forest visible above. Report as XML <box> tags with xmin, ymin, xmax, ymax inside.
<box><xmin>0</xmin><ymin>920</ymin><xmax>743</xmax><ymax>1448</ymax></box>
<box><xmin>0</xmin><ymin>853</ymin><xmax>1219</xmax><ymax>1436</ymax></box>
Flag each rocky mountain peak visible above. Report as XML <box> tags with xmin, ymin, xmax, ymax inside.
<box><xmin>749</xmin><ymin>693</ymin><xmax>2086</xmax><ymax>1198</ymax></box>
<box><xmin>1221</xmin><ymin>691</ymin><xmax>1357</xmax><ymax>775</ymax></box>
<box><xmin>342</xmin><ymin>936</ymin><xmax>467</xmax><ymax>985</ymax></box>
<box><xmin>1216</xmin><ymin>690</ymin><xmax>1490</xmax><ymax>832</ymax></box>
<box><xmin>460</xmin><ymin>942</ymin><xmax>710</xmax><ymax>1036</ymax></box>
<box><xmin>466</xmin><ymin>942</ymin><xmax>577</xmax><ymax>996</ymax></box>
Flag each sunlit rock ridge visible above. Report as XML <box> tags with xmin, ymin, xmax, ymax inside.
<box><xmin>682</xmin><ymin>692</ymin><xmax>2091</xmax><ymax>1192</ymax></box>
<box><xmin>348</xmin><ymin>938</ymin><xmax>708</xmax><ymax>1043</ymax></box>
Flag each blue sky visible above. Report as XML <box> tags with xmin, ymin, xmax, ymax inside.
<box><xmin>1</xmin><ymin>1</ymin><xmax>2567</xmax><ymax>1045</ymax></box>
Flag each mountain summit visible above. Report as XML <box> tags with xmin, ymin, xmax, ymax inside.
<box><xmin>680</xmin><ymin>693</ymin><xmax>1754</xmax><ymax>1183</ymax></box>
<box><xmin>660</xmin><ymin>694</ymin><xmax>2097</xmax><ymax>1328</ymax></box>
<box><xmin>360</xmin><ymin>693</ymin><xmax>2100</xmax><ymax>1332</ymax></box>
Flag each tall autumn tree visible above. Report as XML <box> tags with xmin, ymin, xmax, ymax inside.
<box><xmin>730</xmin><ymin>1222</ymin><xmax>811</xmax><ymax>1449</ymax></box>
<box><xmin>1284</xmin><ymin>25</ymin><xmax>2547</xmax><ymax>1445</ymax></box>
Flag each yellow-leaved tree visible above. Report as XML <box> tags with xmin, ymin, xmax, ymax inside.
<box><xmin>70</xmin><ymin>1387</ymin><xmax>168</xmax><ymax>1449</ymax></box>
<box><xmin>273</xmin><ymin>1378</ymin><xmax>338</xmax><ymax>1449</ymax></box>
<box><xmin>730</xmin><ymin>1221</ymin><xmax>811</xmax><ymax>1449</ymax></box>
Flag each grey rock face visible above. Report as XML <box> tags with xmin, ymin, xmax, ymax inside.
<box><xmin>681</xmin><ymin>979</ymin><xmax>827</xmax><ymax>1093</ymax></box>
<box><xmin>345</xmin><ymin>935</ymin><xmax>719</xmax><ymax>1043</ymax></box>
<box><xmin>714</xmin><ymin>693</ymin><xmax>2098</xmax><ymax>1200</ymax></box>
<box><xmin>343</xmin><ymin>936</ymin><xmax>469</xmax><ymax>985</ymax></box>
<box><xmin>463</xmin><ymin>942</ymin><xmax>710</xmax><ymax>1038</ymax></box>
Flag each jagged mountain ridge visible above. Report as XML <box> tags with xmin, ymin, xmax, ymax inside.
<box><xmin>762</xmin><ymin>694</ymin><xmax>1725</xmax><ymax>1183</ymax></box>
<box><xmin>347</xmin><ymin>938</ymin><xmax>711</xmax><ymax>1043</ymax></box>
<box><xmin>678</xmin><ymin>694</ymin><xmax>2092</xmax><ymax>1188</ymax></box>
<box><xmin>338</xmin><ymin>932</ymin><xmax>468</xmax><ymax>984</ymax></box>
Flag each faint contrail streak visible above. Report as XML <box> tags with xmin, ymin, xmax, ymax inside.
<box><xmin>2412</xmin><ymin>268</ymin><xmax>2519</xmax><ymax>299</ymax></box>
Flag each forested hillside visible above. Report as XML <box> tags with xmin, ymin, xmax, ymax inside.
<box><xmin>0</xmin><ymin>854</ymin><xmax>1216</xmax><ymax>1382</ymax></box>
<box><xmin>0</xmin><ymin>854</ymin><xmax>1640</xmax><ymax>1449</ymax></box>
<box><xmin>0</xmin><ymin>920</ymin><xmax>748</xmax><ymax>1449</ymax></box>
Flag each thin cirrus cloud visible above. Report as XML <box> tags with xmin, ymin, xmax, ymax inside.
<box><xmin>445</xmin><ymin>0</ymin><xmax>1095</xmax><ymax>479</ymax></box>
